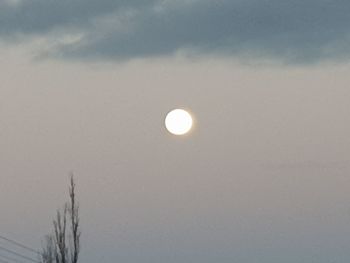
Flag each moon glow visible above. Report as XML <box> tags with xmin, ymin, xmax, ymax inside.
<box><xmin>165</xmin><ymin>109</ymin><xmax>193</xmax><ymax>135</ymax></box>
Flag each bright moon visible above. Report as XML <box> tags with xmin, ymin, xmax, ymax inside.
<box><xmin>165</xmin><ymin>109</ymin><xmax>193</xmax><ymax>135</ymax></box>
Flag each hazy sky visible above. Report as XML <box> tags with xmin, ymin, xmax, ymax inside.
<box><xmin>1</xmin><ymin>1</ymin><xmax>350</xmax><ymax>263</ymax></box>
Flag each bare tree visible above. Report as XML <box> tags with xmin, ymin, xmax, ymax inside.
<box><xmin>41</xmin><ymin>235</ymin><xmax>56</xmax><ymax>263</ymax></box>
<box><xmin>41</xmin><ymin>175</ymin><xmax>81</xmax><ymax>263</ymax></box>
<box><xmin>68</xmin><ymin>176</ymin><xmax>80</xmax><ymax>263</ymax></box>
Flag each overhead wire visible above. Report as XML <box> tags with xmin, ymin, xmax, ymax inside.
<box><xmin>0</xmin><ymin>236</ymin><xmax>39</xmax><ymax>255</ymax></box>
<box><xmin>0</xmin><ymin>246</ymin><xmax>39</xmax><ymax>263</ymax></box>
<box><xmin>0</xmin><ymin>258</ymin><xmax>10</xmax><ymax>263</ymax></box>
<box><xmin>0</xmin><ymin>254</ymin><xmax>26</xmax><ymax>263</ymax></box>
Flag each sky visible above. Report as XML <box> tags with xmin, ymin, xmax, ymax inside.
<box><xmin>1</xmin><ymin>1</ymin><xmax>350</xmax><ymax>263</ymax></box>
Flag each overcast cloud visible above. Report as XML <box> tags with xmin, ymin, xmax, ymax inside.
<box><xmin>2</xmin><ymin>0</ymin><xmax>350</xmax><ymax>62</ymax></box>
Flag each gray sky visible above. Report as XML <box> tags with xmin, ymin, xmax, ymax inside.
<box><xmin>1</xmin><ymin>1</ymin><xmax>350</xmax><ymax>263</ymax></box>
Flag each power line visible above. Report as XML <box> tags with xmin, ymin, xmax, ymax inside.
<box><xmin>0</xmin><ymin>258</ymin><xmax>10</xmax><ymax>263</ymax></box>
<box><xmin>0</xmin><ymin>236</ymin><xmax>39</xmax><ymax>255</ymax></box>
<box><xmin>0</xmin><ymin>247</ymin><xmax>38</xmax><ymax>263</ymax></box>
<box><xmin>0</xmin><ymin>254</ymin><xmax>26</xmax><ymax>263</ymax></box>
<box><xmin>0</xmin><ymin>246</ymin><xmax>39</xmax><ymax>263</ymax></box>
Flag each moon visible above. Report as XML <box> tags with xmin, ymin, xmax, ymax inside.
<box><xmin>165</xmin><ymin>109</ymin><xmax>193</xmax><ymax>135</ymax></box>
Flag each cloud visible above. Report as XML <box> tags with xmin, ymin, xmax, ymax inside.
<box><xmin>2</xmin><ymin>0</ymin><xmax>350</xmax><ymax>62</ymax></box>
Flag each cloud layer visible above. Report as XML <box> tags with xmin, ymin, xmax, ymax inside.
<box><xmin>2</xmin><ymin>0</ymin><xmax>350</xmax><ymax>62</ymax></box>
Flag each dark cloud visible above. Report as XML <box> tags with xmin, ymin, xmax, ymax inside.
<box><xmin>2</xmin><ymin>0</ymin><xmax>350</xmax><ymax>62</ymax></box>
<box><xmin>0</xmin><ymin>0</ymin><xmax>155</xmax><ymax>34</ymax></box>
